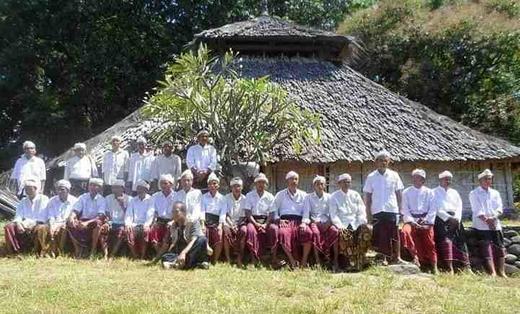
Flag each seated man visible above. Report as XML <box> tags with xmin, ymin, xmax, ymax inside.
<box><xmin>157</xmin><ymin>202</ymin><xmax>210</xmax><ymax>270</ymax></box>
<box><xmin>102</xmin><ymin>179</ymin><xmax>130</xmax><ymax>259</ymax></box>
<box><xmin>270</xmin><ymin>171</ymin><xmax>309</xmax><ymax>268</ymax></box>
<box><xmin>470</xmin><ymin>169</ymin><xmax>506</xmax><ymax>277</ymax></box>
<box><xmin>223</xmin><ymin>177</ymin><xmax>247</xmax><ymax>266</ymax></box>
<box><xmin>64</xmin><ymin>142</ymin><xmax>98</xmax><ymax>196</ymax></box>
<box><xmin>401</xmin><ymin>169</ymin><xmax>438</xmax><ymax>273</ymax></box>
<box><xmin>149</xmin><ymin>174</ymin><xmax>176</xmax><ymax>254</ymax></box>
<box><xmin>125</xmin><ymin>180</ymin><xmax>155</xmax><ymax>259</ymax></box>
<box><xmin>44</xmin><ymin>180</ymin><xmax>78</xmax><ymax>257</ymax></box>
<box><xmin>243</xmin><ymin>173</ymin><xmax>275</xmax><ymax>266</ymax></box>
<box><xmin>4</xmin><ymin>179</ymin><xmax>49</xmax><ymax>255</ymax></box>
<box><xmin>186</xmin><ymin>129</ymin><xmax>217</xmax><ymax>189</ymax></box>
<box><xmin>329</xmin><ymin>173</ymin><xmax>371</xmax><ymax>272</ymax></box>
<box><xmin>173</xmin><ymin>170</ymin><xmax>203</xmax><ymax>223</ymax></box>
<box><xmin>68</xmin><ymin>178</ymin><xmax>107</xmax><ymax>258</ymax></box>
<box><xmin>201</xmin><ymin>173</ymin><xmax>226</xmax><ymax>264</ymax></box>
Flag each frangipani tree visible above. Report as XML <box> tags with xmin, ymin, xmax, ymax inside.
<box><xmin>142</xmin><ymin>44</ymin><xmax>320</xmax><ymax>185</ymax></box>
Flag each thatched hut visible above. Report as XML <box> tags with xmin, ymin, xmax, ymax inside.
<box><xmin>4</xmin><ymin>14</ymin><xmax>519</xmax><ymax>217</ymax></box>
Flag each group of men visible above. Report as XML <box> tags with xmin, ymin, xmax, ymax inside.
<box><xmin>5</xmin><ymin>134</ymin><xmax>508</xmax><ymax>276</ymax></box>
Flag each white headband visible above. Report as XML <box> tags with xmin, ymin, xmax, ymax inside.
<box><xmin>375</xmin><ymin>149</ymin><xmax>391</xmax><ymax>160</ymax></box>
<box><xmin>55</xmin><ymin>179</ymin><xmax>71</xmax><ymax>190</ymax></box>
<box><xmin>136</xmin><ymin>136</ymin><xmax>147</xmax><ymax>144</ymax></box>
<box><xmin>159</xmin><ymin>174</ymin><xmax>175</xmax><ymax>184</ymax></box>
<box><xmin>254</xmin><ymin>173</ymin><xmax>269</xmax><ymax>184</ymax></box>
<box><xmin>180</xmin><ymin>169</ymin><xmax>193</xmax><ymax>180</ymax></box>
<box><xmin>312</xmin><ymin>175</ymin><xmax>326</xmax><ymax>185</ymax></box>
<box><xmin>73</xmin><ymin>143</ymin><xmax>86</xmax><ymax>151</ymax></box>
<box><xmin>285</xmin><ymin>171</ymin><xmax>299</xmax><ymax>180</ymax></box>
<box><xmin>89</xmin><ymin>178</ymin><xmax>104</xmax><ymax>186</ymax></box>
<box><xmin>438</xmin><ymin>171</ymin><xmax>453</xmax><ymax>179</ymax></box>
<box><xmin>111</xmin><ymin>135</ymin><xmax>122</xmax><ymax>142</ymax></box>
<box><xmin>136</xmin><ymin>179</ymin><xmax>150</xmax><ymax>190</ymax></box>
<box><xmin>478</xmin><ymin>169</ymin><xmax>493</xmax><ymax>180</ymax></box>
<box><xmin>230</xmin><ymin>177</ymin><xmax>243</xmax><ymax>186</ymax></box>
<box><xmin>23</xmin><ymin>141</ymin><xmax>36</xmax><ymax>149</ymax></box>
<box><xmin>111</xmin><ymin>179</ymin><xmax>126</xmax><ymax>187</ymax></box>
<box><xmin>412</xmin><ymin>169</ymin><xmax>426</xmax><ymax>179</ymax></box>
<box><xmin>337</xmin><ymin>173</ymin><xmax>352</xmax><ymax>183</ymax></box>
<box><xmin>207</xmin><ymin>172</ymin><xmax>220</xmax><ymax>184</ymax></box>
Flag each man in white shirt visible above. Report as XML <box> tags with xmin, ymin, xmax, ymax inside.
<box><xmin>301</xmin><ymin>175</ymin><xmax>337</xmax><ymax>268</ymax></box>
<box><xmin>64</xmin><ymin>142</ymin><xmax>98</xmax><ymax>196</ymax></box>
<box><xmin>329</xmin><ymin>173</ymin><xmax>371</xmax><ymax>272</ymax></box>
<box><xmin>363</xmin><ymin>149</ymin><xmax>404</xmax><ymax>264</ymax></box>
<box><xmin>270</xmin><ymin>171</ymin><xmax>309</xmax><ymax>268</ymax></box>
<box><xmin>470</xmin><ymin>169</ymin><xmax>506</xmax><ymax>277</ymax></box>
<box><xmin>150</xmin><ymin>141</ymin><xmax>181</xmax><ymax>192</ymax></box>
<box><xmin>400</xmin><ymin>169</ymin><xmax>437</xmax><ymax>273</ymax></box>
<box><xmin>10</xmin><ymin>141</ymin><xmax>46</xmax><ymax>198</ymax></box>
<box><xmin>102</xmin><ymin>179</ymin><xmax>130</xmax><ymax>259</ymax></box>
<box><xmin>186</xmin><ymin>129</ymin><xmax>217</xmax><ymax>189</ymax></box>
<box><xmin>431</xmin><ymin>171</ymin><xmax>470</xmax><ymax>274</ymax></box>
<box><xmin>4</xmin><ymin>179</ymin><xmax>49</xmax><ymax>255</ymax></box>
<box><xmin>126</xmin><ymin>137</ymin><xmax>155</xmax><ymax>195</ymax></box>
<box><xmin>242</xmin><ymin>173</ymin><xmax>275</xmax><ymax>265</ymax></box>
<box><xmin>42</xmin><ymin>180</ymin><xmax>78</xmax><ymax>257</ymax></box>
<box><xmin>201</xmin><ymin>172</ymin><xmax>226</xmax><ymax>264</ymax></box>
<box><xmin>149</xmin><ymin>174</ymin><xmax>176</xmax><ymax>253</ymax></box>
<box><xmin>173</xmin><ymin>170</ymin><xmax>203</xmax><ymax>223</ymax></box>
<box><xmin>102</xmin><ymin>135</ymin><xmax>129</xmax><ymax>195</ymax></box>
<box><xmin>223</xmin><ymin>177</ymin><xmax>247</xmax><ymax>266</ymax></box>
<box><xmin>68</xmin><ymin>178</ymin><xmax>107</xmax><ymax>258</ymax></box>
<box><xmin>125</xmin><ymin>180</ymin><xmax>155</xmax><ymax>259</ymax></box>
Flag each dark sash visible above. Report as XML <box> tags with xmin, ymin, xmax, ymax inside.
<box><xmin>252</xmin><ymin>215</ymin><xmax>267</xmax><ymax>225</ymax></box>
<box><xmin>205</xmin><ymin>213</ymin><xmax>220</xmax><ymax>227</ymax></box>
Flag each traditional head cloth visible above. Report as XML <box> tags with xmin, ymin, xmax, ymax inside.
<box><xmin>285</xmin><ymin>171</ymin><xmax>299</xmax><ymax>180</ymax></box>
<box><xmin>230</xmin><ymin>177</ymin><xmax>243</xmax><ymax>187</ymax></box>
<box><xmin>136</xmin><ymin>136</ymin><xmax>147</xmax><ymax>144</ymax></box>
<box><xmin>478</xmin><ymin>169</ymin><xmax>493</xmax><ymax>180</ymax></box>
<box><xmin>89</xmin><ymin>178</ymin><xmax>104</xmax><ymax>186</ymax></box>
<box><xmin>136</xmin><ymin>179</ymin><xmax>150</xmax><ymax>190</ymax></box>
<box><xmin>336</xmin><ymin>173</ymin><xmax>352</xmax><ymax>183</ymax></box>
<box><xmin>55</xmin><ymin>179</ymin><xmax>71</xmax><ymax>190</ymax></box>
<box><xmin>438</xmin><ymin>171</ymin><xmax>453</xmax><ymax>179</ymax></box>
<box><xmin>196</xmin><ymin>128</ymin><xmax>210</xmax><ymax>137</ymax></box>
<box><xmin>254</xmin><ymin>173</ymin><xmax>269</xmax><ymax>184</ymax></box>
<box><xmin>23</xmin><ymin>141</ymin><xmax>36</xmax><ymax>149</ymax></box>
<box><xmin>73</xmin><ymin>142</ymin><xmax>86</xmax><ymax>151</ymax></box>
<box><xmin>312</xmin><ymin>175</ymin><xmax>326</xmax><ymax>185</ymax></box>
<box><xmin>207</xmin><ymin>172</ymin><xmax>220</xmax><ymax>184</ymax></box>
<box><xmin>112</xmin><ymin>179</ymin><xmax>126</xmax><ymax>187</ymax></box>
<box><xmin>374</xmin><ymin>149</ymin><xmax>391</xmax><ymax>160</ymax></box>
<box><xmin>111</xmin><ymin>135</ymin><xmax>122</xmax><ymax>143</ymax></box>
<box><xmin>162</xmin><ymin>140</ymin><xmax>173</xmax><ymax>147</ymax></box>
<box><xmin>180</xmin><ymin>169</ymin><xmax>193</xmax><ymax>180</ymax></box>
<box><xmin>23</xmin><ymin>178</ymin><xmax>39</xmax><ymax>188</ymax></box>
<box><xmin>159</xmin><ymin>174</ymin><xmax>175</xmax><ymax>184</ymax></box>
<box><xmin>412</xmin><ymin>168</ymin><xmax>426</xmax><ymax>179</ymax></box>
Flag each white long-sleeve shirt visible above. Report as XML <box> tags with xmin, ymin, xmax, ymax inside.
<box><xmin>105</xmin><ymin>194</ymin><xmax>130</xmax><ymax>225</ymax></box>
<box><xmin>186</xmin><ymin>144</ymin><xmax>217</xmax><ymax>171</ymax></box>
<box><xmin>11</xmin><ymin>155</ymin><xmax>46</xmax><ymax>192</ymax></box>
<box><xmin>431</xmin><ymin>186</ymin><xmax>463</xmax><ymax>222</ymax></box>
<box><xmin>102</xmin><ymin>149</ymin><xmax>129</xmax><ymax>185</ymax></box>
<box><xmin>125</xmin><ymin>194</ymin><xmax>155</xmax><ymax>227</ymax></box>
<box><xmin>272</xmin><ymin>188</ymin><xmax>307</xmax><ymax>218</ymax></box>
<box><xmin>470</xmin><ymin>186</ymin><xmax>503</xmax><ymax>231</ymax></box>
<box><xmin>13</xmin><ymin>194</ymin><xmax>49</xmax><ymax>228</ymax></box>
<box><xmin>363</xmin><ymin>169</ymin><xmax>404</xmax><ymax>214</ymax></box>
<box><xmin>243</xmin><ymin>190</ymin><xmax>275</xmax><ymax>217</ymax></box>
<box><xmin>64</xmin><ymin>156</ymin><xmax>98</xmax><ymax>180</ymax></box>
<box><xmin>201</xmin><ymin>191</ymin><xmax>226</xmax><ymax>224</ymax></box>
<box><xmin>152</xmin><ymin>190</ymin><xmax>176</xmax><ymax>220</ymax></box>
<box><xmin>329</xmin><ymin>189</ymin><xmax>367</xmax><ymax>230</ymax></box>
<box><xmin>127</xmin><ymin>151</ymin><xmax>155</xmax><ymax>191</ymax></box>
<box><xmin>46</xmin><ymin>194</ymin><xmax>78</xmax><ymax>226</ymax></box>
<box><xmin>150</xmin><ymin>154</ymin><xmax>181</xmax><ymax>181</ymax></box>
<box><xmin>224</xmin><ymin>193</ymin><xmax>246</xmax><ymax>225</ymax></box>
<box><xmin>402</xmin><ymin>186</ymin><xmax>436</xmax><ymax>225</ymax></box>
<box><xmin>73</xmin><ymin>193</ymin><xmax>107</xmax><ymax>220</ymax></box>
<box><xmin>302</xmin><ymin>192</ymin><xmax>331</xmax><ymax>224</ymax></box>
<box><xmin>173</xmin><ymin>188</ymin><xmax>203</xmax><ymax>222</ymax></box>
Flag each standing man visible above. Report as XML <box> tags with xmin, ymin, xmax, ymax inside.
<box><xmin>149</xmin><ymin>174</ymin><xmax>176</xmax><ymax>254</ymax></box>
<box><xmin>223</xmin><ymin>177</ymin><xmax>247</xmax><ymax>266</ymax></box>
<box><xmin>68</xmin><ymin>178</ymin><xmax>107</xmax><ymax>258</ymax></box>
<box><xmin>242</xmin><ymin>173</ymin><xmax>275</xmax><ymax>266</ymax></box>
<box><xmin>44</xmin><ymin>180</ymin><xmax>78</xmax><ymax>257</ymax></box>
<box><xmin>4</xmin><ymin>179</ymin><xmax>49</xmax><ymax>255</ymax></box>
<box><xmin>186</xmin><ymin>129</ymin><xmax>217</xmax><ymax>189</ymax></box>
<box><xmin>64</xmin><ymin>142</ymin><xmax>98</xmax><ymax>196</ymax></box>
<box><xmin>126</xmin><ymin>136</ymin><xmax>155</xmax><ymax>196</ymax></box>
<box><xmin>102</xmin><ymin>135</ymin><xmax>129</xmax><ymax>196</ymax></box>
<box><xmin>150</xmin><ymin>141</ymin><xmax>181</xmax><ymax>192</ymax></box>
<box><xmin>173</xmin><ymin>170</ymin><xmax>203</xmax><ymax>223</ymax></box>
<box><xmin>102</xmin><ymin>179</ymin><xmax>130</xmax><ymax>259</ymax></box>
<box><xmin>10</xmin><ymin>141</ymin><xmax>46</xmax><ymax>198</ymax></box>
<box><xmin>431</xmin><ymin>171</ymin><xmax>470</xmax><ymax>274</ymax></box>
<box><xmin>470</xmin><ymin>169</ymin><xmax>506</xmax><ymax>277</ymax></box>
<box><xmin>400</xmin><ymin>169</ymin><xmax>438</xmax><ymax>273</ymax></box>
<box><xmin>363</xmin><ymin>150</ymin><xmax>404</xmax><ymax>265</ymax></box>
<box><xmin>201</xmin><ymin>173</ymin><xmax>226</xmax><ymax>264</ymax></box>
<box><xmin>125</xmin><ymin>180</ymin><xmax>155</xmax><ymax>259</ymax></box>
<box><xmin>329</xmin><ymin>173</ymin><xmax>371</xmax><ymax>272</ymax></box>
<box><xmin>270</xmin><ymin>171</ymin><xmax>310</xmax><ymax>268</ymax></box>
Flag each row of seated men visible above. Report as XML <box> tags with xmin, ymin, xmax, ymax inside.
<box><xmin>4</xmin><ymin>150</ymin><xmax>507</xmax><ymax>276</ymax></box>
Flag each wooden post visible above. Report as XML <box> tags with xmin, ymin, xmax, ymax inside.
<box><xmin>505</xmin><ymin>162</ymin><xmax>514</xmax><ymax>208</ymax></box>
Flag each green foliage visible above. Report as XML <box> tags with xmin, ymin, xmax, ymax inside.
<box><xmin>142</xmin><ymin>45</ymin><xmax>321</xmax><ymax>175</ymax></box>
<box><xmin>514</xmin><ymin>174</ymin><xmax>520</xmax><ymax>202</ymax></box>
<box><xmin>486</xmin><ymin>0</ymin><xmax>520</xmax><ymax>17</ymax></box>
